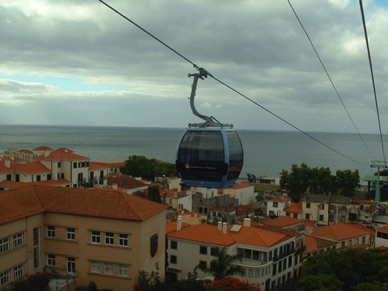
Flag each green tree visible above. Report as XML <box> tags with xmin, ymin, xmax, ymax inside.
<box><xmin>335</xmin><ymin>169</ymin><xmax>360</xmax><ymax>197</ymax></box>
<box><xmin>121</xmin><ymin>155</ymin><xmax>177</xmax><ymax>180</ymax></box>
<box><xmin>195</xmin><ymin>247</ymin><xmax>244</xmax><ymax>280</ymax></box>
<box><xmin>297</xmin><ymin>273</ymin><xmax>343</xmax><ymax>291</ymax></box>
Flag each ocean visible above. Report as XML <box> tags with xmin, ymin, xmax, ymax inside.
<box><xmin>0</xmin><ymin>124</ymin><xmax>386</xmax><ymax>181</ymax></box>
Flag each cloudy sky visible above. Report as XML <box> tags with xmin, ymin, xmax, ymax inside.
<box><xmin>1</xmin><ymin>0</ymin><xmax>388</xmax><ymax>133</ymax></box>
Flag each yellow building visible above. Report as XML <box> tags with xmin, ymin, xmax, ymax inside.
<box><xmin>0</xmin><ymin>185</ymin><xmax>167</xmax><ymax>290</ymax></box>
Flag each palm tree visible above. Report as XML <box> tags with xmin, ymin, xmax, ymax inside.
<box><xmin>195</xmin><ymin>247</ymin><xmax>244</xmax><ymax>280</ymax></box>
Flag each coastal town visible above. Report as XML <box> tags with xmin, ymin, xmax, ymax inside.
<box><xmin>0</xmin><ymin>146</ymin><xmax>388</xmax><ymax>291</ymax></box>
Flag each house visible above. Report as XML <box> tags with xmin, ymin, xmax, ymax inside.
<box><xmin>284</xmin><ymin>202</ymin><xmax>303</xmax><ymax>219</ymax></box>
<box><xmin>375</xmin><ymin>225</ymin><xmax>388</xmax><ymax>248</ymax></box>
<box><xmin>267</xmin><ymin>195</ymin><xmax>291</xmax><ymax>217</ymax></box>
<box><xmin>0</xmin><ymin>147</ymin><xmax>125</xmax><ymax>189</ymax></box>
<box><xmin>223</xmin><ymin>183</ymin><xmax>256</xmax><ymax>205</ymax></box>
<box><xmin>0</xmin><ymin>185</ymin><xmax>167</xmax><ymax>291</ymax></box>
<box><xmin>348</xmin><ymin>200</ymin><xmax>373</xmax><ymax>223</ymax></box>
<box><xmin>309</xmin><ymin>223</ymin><xmax>375</xmax><ymax>250</ymax></box>
<box><xmin>108</xmin><ymin>173</ymin><xmax>148</xmax><ymax>194</ymax></box>
<box><xmin>167</xmin><ymin>218</ymin><xmax>297</xmax><ymax>291</ymax></box>
<box><xmin>304</xmin><ymin>235</ymin><xmax>337</xmax><ymax>256</ymax></box>
<box><xmin>263</xmin><ymin>216</ymin><xmax>305</xmax><ymax>233</ymax></box>
<box><xmin>302</xmin><ymin>194</ymin><xmax>352</xmax><ymax>225</ymax></box>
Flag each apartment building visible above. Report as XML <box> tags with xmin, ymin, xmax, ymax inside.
<box><xmin>167</xmin><ymin>218</ymin><xmax>297</xmax><ymax>291</ymax></box>
<box><xmin>309</xmin><ymin>223</ymin><xmax>375</xmax><ymax>250</ymax></box>
<box><xmin>0</xmin><ymin>185</ymin><xmax>167</xmax><ymax>291</ymax></box>
<box><xmin>0</xmin><ymin>147</ymin><xmax>125</xmax><ymax>189</ymax></box>
<box><xmin>267</xmin><ymin>195</ymin><xmax>291</xmax><ymax>217</ymax></box>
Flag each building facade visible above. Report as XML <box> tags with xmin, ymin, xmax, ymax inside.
<box><xmin>0</xmin><ymin>185</ymin><xmax>167</xmax><ymax>291</ymax></box>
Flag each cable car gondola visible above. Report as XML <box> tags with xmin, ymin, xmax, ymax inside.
<box><xmin>176</xmin><ymin>70</ymin><xmax>244</xmax><ymax>188</ymax></box>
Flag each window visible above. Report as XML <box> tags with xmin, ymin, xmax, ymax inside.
<box><xmin>320</xmin><ymin>204</ymin><xmax>325</xmax><ymax>210</ymax></box>
<box><xmin>273</xmin><ymin>202</ymin><xmax>278</xmax><ymax>208</ymax></box>
<box><xmin>91</xmin><ymin>261</ymin><xmax>100</xmax><ymax>273</ymax></box>
<box><xmin>105</xmin><ymin>263</ymin><xmax>114</xmax><ymax>275</ymax></box>
<box><xmin>47</xmin><ymin>254</ymin><xmax>55</xmax><ymax>266</ymax></box>
<box><xmin>0</xmin><ymin>237</ymin><xmax>9</xmax><ymax>253</ymax></box>
<box><xmin>66</xmin><ymin>228</ymin><xmax>75</xmax><ymax>240</ymax></box>
<box><xmin>58</xmin><ymin>162</ymin><xmax>61</xmax><ymax>168</ymax></box>
<box><xmin>211</xmin><ymin>247</ymin><xmax>218</xmax><ymax>257</ymax></box>
<box><xmin>33</xmin><ymin>227</ymin><xmax>40</xmax><ymax>269</ymax></box>
<box><xmin>105</xmin><ymin>232</ymin><xmax>114</xmax><ymax>245</ymax></box>
<box><xmin>362</xmin><ymin>236</ymin><xmax>366</xmax><ymax>244</ymax></box>
<box><xmin>73</xmin><ymin>162</ymin><xmax>77</xmax><ymax>169</ymax></box>
<box><xmin>13</xmin><ymin>233</ymin><xmax>23</xmax><ymax>248</ymax></box>
<box><xmin>13</xmin><ymin>265</ymin><xmax>23</xmax><ymax>279</ymax></box>
<box><xmin>0</xmin><ymin>271</ymin><xmax>9</xmax><ymax>286</ymax></box>
<box><xmin>150</xmin><ymin>234</ymin><xmax>158</xmax><ymax>257</ymax></box>
<box><xmin>67</xmin><ymin>257</ymin><xmax>76</xmax><ymax>273</ymax></box>
<box><xmin>319</xmin><ymin>215</ymin><xmax>324</xmax><ymax>221</ymax></box>
<box><xmin>305</xmin><ymin>213</ymin><xmax>310</xmax><ymax>220</ymax></box>
<box><xmin>36</xmin><ymin>175</ymin><xmax>41</xmax><ymax>182</ymax></box>
<box><xmin>91</xmin><ymin>231</ymin><xmax>100</xmax><ymax>244</ymax></box>
<box><xmin>199</xmin><ymin>245</ymin><xmax>207</xmax><ymax>255</ymax></box>
<box><xmin>248</xmin><ymin>269</ymin><xmax>253</xmax><ymax>278</ymax></box>
<box><xmin>118</xmin><ymin>265</ymin><xmax>128</xmax><ymax>277</ymax></box>
<box><xmin>341</xmin><ymin>241</ymin><xmax>345</xmax><ymax>248</ymax></box>
<box><xmin>47</xmin><ymin>226</ymin><xmax>55</xmax><ymax>238</ymax></box>
<box><xmin>171</xmin><ymin>240</ymin><xmax>177</xmax><ymax>250</ymax></box>
<box><xmin>306</xmin><ymin>202</ymin><xmax>311</xmax><ymax>208</ymax></box>
<box><xmin>348</xmin><ymin>240</ymin><xmax>352</xmax><ymax>246</ymax></box>
<box><xmin>170</xmin><ymin>255</ymin><xmax>177</xmax><ymax>264</ymax></box>
<box><xmin>6</xmin><ymin>174</ymin><xmax>11</xmax><ymax>181</ymax></box>
<box><xmin>118</xmin><ymin>234</ymin><xmax>128</xmax><ymax>247</ymax></box>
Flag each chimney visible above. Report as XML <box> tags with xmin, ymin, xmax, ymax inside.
<box><xmin>218</xmin><ymin>221</ymin><xmax>222</xmax><ymax>231</ymax></box>
<box><xmin>112</xmin><ymin>184</ymin><xmax>118</xmax><ymax>190</ymax></box>
<box><xmin>222</xmin><ymin>222</ymin><xmax>227</xmax><ymax>234</ymax></box>
<box><xmin>244</xmin><ymin>218</ymin><xmax>251</xmax><ymax>227</ymax></box>
<box><xmin>177</xmin><ymin>216</ymin><xmax>182</xmax><ymax>231</ymax></box>
<box><xmin>4</xmin><ymin>160</ymin><xmax>10</xmax><ymax>168</ymax></box>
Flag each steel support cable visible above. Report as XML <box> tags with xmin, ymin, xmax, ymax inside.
<box><xmin>359</xmin><ymin>0</ymin><xmax>386</xmax><ymax>162</ymax></box>
<box><xmin>99</xmin><ymin>0</ymin><xmax>367</xmax><ymax>166</ymax></box>
<box><xmin>288</xmin><ymin>0</ymin><xmax>376</xmax><ymax>161</ymax></box>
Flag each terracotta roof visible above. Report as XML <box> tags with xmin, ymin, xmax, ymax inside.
<box><xmin>377</xmin><ymin>225</ymin><xmax>388</xmax><ymax>234</ymax></box>
<box><xmin>108</xmin><ymin>174</ymin><xmax>147</xmax><ymax>190</ymax></box>
<box><xmin>168</xmin><ymin>223</ymin><xmax>289</xmax><ymax>247</ymax></box>
<box><xmin>284</xmin><ymin>202</ymin><xmax>302</xmax><ymax>214</ymax></box>
<box><xmin>0</xmin><ymin>179</ymin><xmax>70</xmax><ymax>189</ymax></box>
<box><xmin>311</xmin><ymin>223</ymin><xmax>373</xmax><ymax>241</ymax></box>
<box><xmin>304</xmin><ymin>234</ymin><xmax>336</xmax><ymax>254</ymax></box>
<box><xmin>18</xmin><ymin>149</ymin><xmax>33</xmax><ymax>153</ymax></box>
<box><xmin>271</xmin><ymin>195</ymin><xmax>291</xmax><ymax>203</ymax></box>
<box><xmin>264</xmin><ymin>216</ymin><xmax>304</xmax><ymax>227</ymax></box>
<box><xmin>0</xmin><ymin>185</ymin><xmax>167</xmax><ymax>225</ymax></box>
<box><xmin>228</xmin><ymin>183</ymin><xmax>252</xmax><ymax>190</ymax></box>
<box><xmin>12</xmin><ymin>161</ymin><xmax>51</xmax><ymax>174</ymax></box>
<box><xmin>35</xmin><ymin>148</ymin><xmax>89</xmax><ymax>161</ymax></box>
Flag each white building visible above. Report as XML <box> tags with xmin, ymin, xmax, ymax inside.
<box><xmin>375</xmin><ymin>225</ymin><xmax>388</xmax><ymax>248</ymax></box>
<box><xmin>223</xmin><ymin>183</ymin><xmax>256</xmax><ymax>205</ymax></box>
<box><xmin>267</xmin><ymin>195</ymin><xmax>291</xmax><ymax>217</ymax></box>
<box><xmin>167</xmin><ymin>218</ymin><xmax>297</xmax><ymax>291</ymax></box>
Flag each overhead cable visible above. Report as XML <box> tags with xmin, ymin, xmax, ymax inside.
<box><xmin>98</xmin><ymin>0</ymin><xmax>367</xmax><ymax>166</ymax></box>
<box><xmin>287</xmin><ymin>0</ymin><xmax>376</xmax><ymax>161</ymax></box>
<box><xmin>359</xmin><ymin>0</ymin><xmax>386</xmax><ymax>162</ymax></box>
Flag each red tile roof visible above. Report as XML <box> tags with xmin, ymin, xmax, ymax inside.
<box><xmin>264</xmin><ymin>216</ymin><xmax>304</xmax><ymax>227</ymax></box>
<box><xmin>168</xmin><ymin>223</ymin><xmax>290</xmax><ymax>247</ymax></box>
<box><xmin>304</xmin><ymin>234</ymin><xmax>336</xmax><ymax>254</ymax></box>
<box><xmin>377</xmin><ymin>225</ymin><xmax>388</xmax><ymax>234</ymax></box>
<box><xmin>228</xmin><ymin>183</ymin><xmax>252</xmax><ymax>190</ymax></box>
<box><xmin>311</xmin><ymin>223</ymin><xmax>374</xmax><ymax>241</ymax></box>
<box><xmin>284</xmin><ymin>202</ymin><xmax>302</xmax><ymax>214</ymax></box>
<box><xmin>35</xmin><ymin>148</ymin><xmax>89</xmax><ymax>161</ymax></box>
<box><xmin>0</xmin><ymin>185</ymin><xmax>167</xmax><ymax>225</ymax></box>
<box><xmin>271</xmin><ymin>195</ymin><xmax>291</xmax><ymax>203</ymax></box>
<box><xmin>0</xmin><ymin>179</ymin><xmax>71</xmax><ymax>189</ymax></box>
<box><xmin>12</xmin><ymin>161</ymin><xmax>51</xmax><ymax>174</ymax></box>
<box><xmin>108</xmin><ymin>174</ymin><xmax>147</xmax><ymax>190</ymax></box>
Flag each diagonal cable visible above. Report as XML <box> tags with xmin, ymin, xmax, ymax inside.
<box><xmin>98</xmin><ymin>0</ymin><xmax>368</xmax><ymax>166</ymax></box>
<box><xmin>359</xmin><ymin>0</ymin><xmax>386</xmax><ymax>162</ymax></box>
<box><xmin>288</xmin><ymin>0</ymin><xmax>376</xmax><ymax>161</ymax></box>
